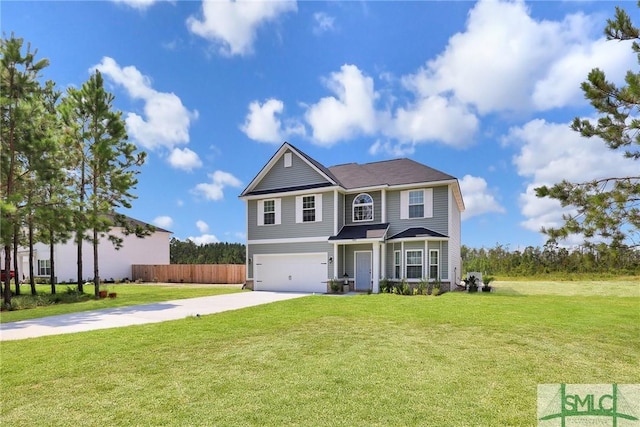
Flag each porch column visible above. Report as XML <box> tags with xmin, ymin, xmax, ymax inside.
<box><xmin>333</xmin><ymin>242</ymin><xmax>338</xmax><ymax>279</ymax></box>
<box><xmin>372</xmin><ymin>242</ymin><xmax>380</xmax><ymax>293</ymax></box>
<box><xmin>380</xmin><ymin>241</ymin><xmax>386</xmax><ymax>279</ymax></box>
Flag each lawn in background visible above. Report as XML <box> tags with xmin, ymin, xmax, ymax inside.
<box><xmin>0</xmin><ymin>284</ymin><xmax>244</xmax><ymax>323</ymax></box>
<box><xmin>1</xmin><ymin>280</ymin><xmax>638</xmax><ymax>426</ymax></box>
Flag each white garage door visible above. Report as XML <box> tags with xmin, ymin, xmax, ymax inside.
<box><xmin>254</xmin><ymin>253</ymin><xmax>328</xmax><ymax>293</ymax></box>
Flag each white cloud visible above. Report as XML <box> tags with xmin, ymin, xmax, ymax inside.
<box><xmin>196</xmin><ymin>220</ymin><xmax>209</xmax><ymax>233</ymax></box>
<box><xmin>388</xmin><ymin>95</ymin><xmax>478</xmax><ymax>148</ymax></box>
<box><xmin>187</xmin><ymin>234</ymin><xmax>219</xmax><ymax>245</ymax></box>
<box><xmin>459</xmin><ymin>175</ymin><xmax>505</xmax><ymax>221</ymax></box>
<box><xmin>111</xmin><ymin>0</ymin><xmax>169</xmax><ymax>11</ymax></box>
<box><xmin>305</xmin><ymin>64</ymin><xmax>378</xmax><ymax>146</ymax></box>
<box><xmin>313</xmin><ymin>12</ymin><xmax>335</xmax><ymax>35</ymax></box>
<box><xmin>92</xmin><ymin>57</ymin><xmax>198</xmax><ymax>153</ymax></box>
<box><xmin>508</xmin><ymin>119</ymin><xmax>638</xmax><ymax>234</ymax></box>
<box><xmin>168</xmin><ymin>147</ymin><xmax>202</xmax><ymax>171</ymax></box>
<box><xmin>402</xmin><ymin>0</ymin><xmax>631</xmax><ymax>114</ymax></box>
<box><xmin>532</xmin><ymin>37</ymin><xmax>634</xmax><ymax>110</ymax></box>
<box><xmin>152</xmin><ymin>215</ymin><xmax>174</xmax><ymax>229</ymax></box>
<box><xmin>186</xmin><ymin>0</ymin><xmax>297</xmax><ymax>56</ymax></box>
<box><xmin>192</xmin><ymin>170</ymin><xmax>243</xmax><ymax>201</ymax></box>
<box><xmin>240</xmin><ymin>98</ymin><xmax>305</xmax><ymax>144</ymax></box>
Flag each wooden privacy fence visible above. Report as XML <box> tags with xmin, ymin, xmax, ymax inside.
<box><xmin>132</xmin><ymin>264</ymin><xmax>245</xmax><ymax>284</ymax></box>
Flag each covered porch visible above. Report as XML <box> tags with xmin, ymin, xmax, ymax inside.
<box><xmin>328</xmin><ymin>223</ymin><xmax>389</xmax><ymax>293</ymax></box>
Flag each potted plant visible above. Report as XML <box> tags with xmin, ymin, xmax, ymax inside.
<box><xmin>467</xmin><ymin>275</ymin><xmax>479</xmax><ymax>293</ymax></box>
<box><xmin>329</xmin><ymin>279</ymin><xmax>341</xmax><ymax>294</ymax></box>
<box><xmin>342</xmin><ymin>273</ymin><xmax>350</xmax><ymax>293</ymax></box>
<box><xmin>482</xmin><ymin>276</ymin><xmax>494</xmax><ymax>292</ymax></box>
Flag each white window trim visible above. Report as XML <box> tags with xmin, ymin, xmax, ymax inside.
<box><xmin>257</xmin><ymin>198</ymin><xmax>281</xmax><ymax>226</ymax></box>
<box><xmin>429</xmin><ymin>249</ymin><xmax>439</xmax><ymax>281</ymax></box>
<box><xmin>352</xmin><ymin>193</ymin><xmax>374</xmax><ymax>222</ymax></box>
<box><xmin>296</xmin><ymin>194</ymin><xmax>322</xmax><ymax>223</ymax></box>
<box><xmin>400</xmin><ymin>188</ymin><xmax>433</xmax><ymax>219</ymax></box>
<box><xmin>394</xmin><ymin>250</ymin><xmax>401</xmax><ymax>280</ymax></box>
<box><xmin>405</xmin><ymin>249</ymin><xmax>423</xmax><ymax>280</ymax></box>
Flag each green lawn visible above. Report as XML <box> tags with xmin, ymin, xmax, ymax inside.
<box><xmin>1</xmin><ymin>281</ymin><xmax>638</xmax><ymax>426</ymax></box>
<box><xmin>0</xmin><ymin>284</ymin><xmax>244</xmax><ymax>323</ymax></box>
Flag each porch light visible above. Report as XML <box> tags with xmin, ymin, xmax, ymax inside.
<box><xmin>329</xmin><ymin>256</ymin><xmax>333</xmax><ymax>264</ymax></box>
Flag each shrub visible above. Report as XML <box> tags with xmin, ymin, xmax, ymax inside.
<box><xmin>379</xmin><ymin>278</ymin><xmax>392</xmax><ymax>293</ymax></box>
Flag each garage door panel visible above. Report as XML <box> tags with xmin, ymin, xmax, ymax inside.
<box><xmin>254</xmin><ymin>253</ymin><xmax>327</xmax><ymax>293</ymax></box>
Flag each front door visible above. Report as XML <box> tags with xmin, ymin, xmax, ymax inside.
<box><xmin>355</xmin><ymin>251</ymin><xmax>372</xmax><ymax>291</ymax></box>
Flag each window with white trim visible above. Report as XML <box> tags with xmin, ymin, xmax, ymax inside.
<box><xmin>394</xmin><ymin>250</ymin><xmax>401</xmax><ymax>279</ymax></box>
<box><xmin>296</xmin><ymin>194</ymin><xmax>322</xmax><ymax>223</ymax></box>
<box><xmin>429</xmin><ymin>250</ymin><xmax>439</xmax><ymax>280</ymax></box>
<box><xmin>263</xmin><ymin>200</ymin><xmax>275</xmax><ymax>225</ymax></box>
<box><xmin>400</xmin><ymin>188</ymin><xmax>433</xmax><ymax>219</ymax></box>
<box><xmin>353</xmin><ymin>193</ymin><xmax>373</xmax><ymax>222</ymax></box>
<box><xmin>408</xmin><ymin>190</ymin><xmax>424</xmax><ymax>218</ymax></box>
<box><xmin>38</xmin><ymin>259</ymin><xmax>51</xmax><ymax>276</ymax></box>
<box><xmin>258</xmin><ymin>199</ymin><xmax>280</xmax><ymax>226</ymax></box>
<box><xmin>405</xmin><ymin>250</ymin><xmax>423</xmax><ymax>279</ymax></box>
<box><xmin>303</xmin><ymin>196</ymin><xmax>315</xmax><ymax>222</ymax></box>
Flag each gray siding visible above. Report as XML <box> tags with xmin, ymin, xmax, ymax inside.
<box><xmin>341</xmin><ymin>244</ymin><xmax>372</xmax><ymax>279</ymax></box>
<box><xmin>337</xmin><ymin>193</ymin><xmax>345</xmax><ymax>230</ymax></box>
<box><xmin>344</xmin><ymin>191</ymin><xmax>383</xmax><ymax>225</ymax></box>
<box><xmin>247</xmin><ymin>241</ymin><xmax>334</xmax><ymax>279</ymax></box>
<box><xmin>254</xmin><ymin>149</ymin><xmax>330</xmax><ymax>192</ymax></box>
<box><xmin>428</xmin><ymin>241</ymin><xmax>449</xmax><ymax>281</ymax></box>
<box><xmin>248</xmin><ymin>190</ymin><xmax>335</xmax><ymax>240</ymax></box>
<box><xmin>386</xmin><ymin>185</ymin><xmax>449</xmax><ymax>237</ymax></box>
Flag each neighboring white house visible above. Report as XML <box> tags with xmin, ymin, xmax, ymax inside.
<box><xmin>11</xmin><ymin>216</ymin><xmax>171</xmax><ymax>283</ymax></box>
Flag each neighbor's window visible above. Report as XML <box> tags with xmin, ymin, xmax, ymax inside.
<box><xmin>405</xmin><ymin>250</ymin><xmax>423</xmax><ymax>279</ymax></box>
<box><xmin>429</xmin><ymin>250</ymin><xmax>439</xmax><ymax>280</ymax></box>
<box><xmin>408</xmin><ymin>190</ymin><xmax>424</xmax><ymax>218</ymax></box>
<box><xmin>353</xmin><ymin>193</ymin><xmax>373</xmax><ymax>222</ymax></box>
<box><xmin>394</xmin><ymin>250</ymin><xmax>401</xmax><ymax>279</ymax></box>
<box><xmin>303</xmin><ymin>195</ymin><xmax>316</xmax><ymax>222</ymax></box>
<box><xmin>263</xmin><ymin>200</ymin><xmax>275</xmax><ymax>225</ymax></box>
<box><xmin>38</xmin><ymin>259</ymin><xmax>51</xmax><ymax>276</ymax></box>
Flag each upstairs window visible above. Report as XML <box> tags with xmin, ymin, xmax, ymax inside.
<box><xmin>400</xmin><ymin>188</ymin><xmax>433</xmax><ymax>219</ymax></box>
<box><xmin>258</xmin><ymin>199</ymin><xmax>281</xmax><ymax>226</ymax></box>
<box><xmin>353</xmin><ymin>193</ymin><xmax>373</xmax><ymax>222</ymax></box>
<box><xmin>263</xmin><ymin>200</ymin><xmax>275</xmax><ymax>225</ymax></box>
<box><xmin>302</xmin><ymin>196</ymin><xmax>315</xmax><ymax>222</ymax></box>
<box><xmin>296</xmin><ymin>194</ymin><xmax>322</xmax><ymax>223</ymax></box>
<box><xmin>408</xmin><ymin>190</ymin><xmax>424</xmax><ymax>218</ymax></box>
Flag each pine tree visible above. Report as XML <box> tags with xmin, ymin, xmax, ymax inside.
<box><xmin>535</xmin><ymin>3</ymin><xmax>639</xmax><ymax>248</ymax></box>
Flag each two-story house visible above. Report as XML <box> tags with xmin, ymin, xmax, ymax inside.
<box><xmin>239</xmin><ymin>142</ymin><xmax>464</xmax><ymax>293</ymax></box>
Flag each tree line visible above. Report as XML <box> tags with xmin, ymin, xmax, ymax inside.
<box><xmin>1</xmin><ymin>35</ymin><xmax>147</xmax><ymax>306</ymax></box>
<box><xmin>462</xmin><ymin>243</ymin><xmax>640</xmax><ymax>277</ymax></box>
<box><xmin>170</xmin><ymin>238</ymin><xmax>245</xmax><ymax>265</ymax></box>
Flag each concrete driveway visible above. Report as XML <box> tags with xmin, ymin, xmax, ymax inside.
<box><xmin>0</xmin><ymin>291</ymin><xmax>309</xmax><ymax>341</ymax></box>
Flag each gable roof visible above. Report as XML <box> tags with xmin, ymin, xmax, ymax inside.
<box><xmin>328</xmin><ymin>158</ymin><xmax>455</xmax><ymax>189</ymax></box>
<box><xmin>240</xmin><ymin>142</ymin><xmax>340</xmax><ymax>197</ymax></box>
<box><xmin>388</xmin><ymin>227</ymin><xmax>448</xmax><ymax>240</ymax></box>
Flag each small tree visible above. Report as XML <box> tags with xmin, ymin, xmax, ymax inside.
<box><xmin>536</xmin><ymin>3</ymin><xmax>639</xmax><ymax>248</ymax></box>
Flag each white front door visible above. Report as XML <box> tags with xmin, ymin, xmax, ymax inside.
<box><xmin>355</xmin><ymin>251</ymin><xmax>371</xmax><ymax>291</ymax></box>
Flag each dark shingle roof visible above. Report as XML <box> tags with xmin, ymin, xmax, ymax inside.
<box><xmin>328</xmin><ymin>158</ymin><xmax>455</xmax><ymax>189</ymax></box>
<box><xmin>388</xmin><ymin>227</ymin><xmax>447</xmax><ymax>240</ymax></box>
<box><xmin>329</xmin><ymin>223</ymin><xmax>390</xmax><ymax>241</ymax></box>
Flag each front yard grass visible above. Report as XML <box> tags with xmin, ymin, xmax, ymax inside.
<box><xmin>1</xmin><ymin>281</ymin><xmax>638</xmax><ymax>426</ymax></box>
<box><xmin>0</xmin><ymin>284</ymin><xmax>244</xmax><ymax>323</ymax></box>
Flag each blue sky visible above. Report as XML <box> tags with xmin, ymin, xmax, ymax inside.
<box><xmin>3</xmin><ymin>0</ymin><xmax>637</xmax><ymax>249</ymax></box>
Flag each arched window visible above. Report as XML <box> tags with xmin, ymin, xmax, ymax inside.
<box><xmin>353</xmin><ymin>193</ymin><xmax>373</xmax><ymax>222</ymax></box>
